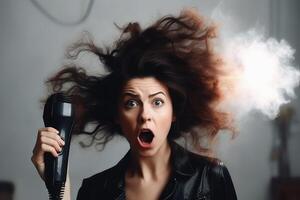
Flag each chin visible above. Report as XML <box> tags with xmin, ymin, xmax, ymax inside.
<box><xmin>135</xmin><ymin>149</ymin><xmax>160</xmax><ymax>159</ymax></box>
<box><xmin>135</xmin><ymin>141</ymin><xmax>169</xmax><ymax>158</ymax></box>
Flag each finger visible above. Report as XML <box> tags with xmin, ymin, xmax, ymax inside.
<box><xmin>40</xmin><ymin>136</ymin><xmax>63</xmax><ymax>152</ymax></box>
<box><xmin>39</xmin><ymin>127</ymin><xmax>59</xmax><ymax>133</ymax></box>
<box><xmin>38</xmin><ymin>130</ymin><xmax>65</xmax><ymax>146</ymax></box>
<box><xmin>31</xmin><ymin>143</ymin><xmax>60</xmax><ymax>167</ymax></box>
<box><xmin>32</xmin><ymin>139</ymin><xmax>61</xmax><ymax>158</ymax></box>
<box><xmin>40</xmin><ymin>143</ymin><xmax>60</xmax><ymax>157</ymax></box>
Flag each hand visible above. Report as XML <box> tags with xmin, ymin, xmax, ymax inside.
<box><xmin>31</xmin><ymin>127</ymin><xmax>65</xmax><ymax>180</ymax></box>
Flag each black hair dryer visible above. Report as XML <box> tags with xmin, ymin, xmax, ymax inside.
<box><xmin>43</xmin><ymin>93</ymin><xmax>75</xmax><ymax>200</ymax></box>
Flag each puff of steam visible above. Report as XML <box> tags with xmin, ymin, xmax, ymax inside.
<box><xmin>221</xmin><ymin>30</ymin><xmax>300</xmax><ymax>119</ymax></box>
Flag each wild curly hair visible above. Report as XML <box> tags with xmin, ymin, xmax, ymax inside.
<box><xmin>45</xmin><ymin>9</ymin><xmax>233</xmax><ymax>152</ymax></box>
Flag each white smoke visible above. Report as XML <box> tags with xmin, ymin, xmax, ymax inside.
<box><xmin>211</xmin><ymin>5</ymin><xmax>300</xmax><ymax>119</ymax></box>
<box><xmin>220</xmin><ymin>31</ymin><xmax>300</xmax><ymax>119</ymax></box>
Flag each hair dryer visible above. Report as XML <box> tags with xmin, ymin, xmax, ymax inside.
<box><xmin>43</xmin><ymin>93</ymin><xmax>75</xmax><ymax>200</ymax></box>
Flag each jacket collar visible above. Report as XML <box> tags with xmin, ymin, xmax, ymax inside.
<box><xmin>169</xmin><ymin>141</ymin><xmax>196</xmax><ymax>177</ymax></box>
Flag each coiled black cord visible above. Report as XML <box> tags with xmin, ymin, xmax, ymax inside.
<box><xmin>47</xmin><ymin>182</ymin><xmax>65</xmax><ymax>200</ymax></box>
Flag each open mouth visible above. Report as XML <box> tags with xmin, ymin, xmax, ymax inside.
<box><xmin>138</xmin><ymin>129</ymin><xmax>154</xmax><ymax>144</ymax></box>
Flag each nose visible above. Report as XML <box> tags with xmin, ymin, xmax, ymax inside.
<box><xmin>139</xmin><ymin>104</ymin><xmax>152</xmax><ymax>123</ymax></box>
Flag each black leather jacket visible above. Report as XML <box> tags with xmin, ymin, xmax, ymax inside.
<box><xmin>77</xmin><ymin>142</ymin><xmax>237</xmax><ymax>200</ymax></box>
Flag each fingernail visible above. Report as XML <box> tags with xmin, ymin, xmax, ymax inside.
<box><xmin>61</xmin><ymin>140</ymin><xmax>65</xmax><ymax>145</ymax></box>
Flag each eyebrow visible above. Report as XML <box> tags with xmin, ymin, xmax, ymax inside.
<box><xmin>122</xmin><ymin>91</ymin><xmax>166</xmax><ymax>98</ymax></box>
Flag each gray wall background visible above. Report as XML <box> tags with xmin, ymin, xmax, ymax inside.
<box><xmin>0</xmin><ymin>0</ymin><xmax>299</xmax><ymax>199</ymax></box>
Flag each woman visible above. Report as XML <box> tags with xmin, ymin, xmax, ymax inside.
<box><xmin>32</xmin><ymin>9</ymin><xmax>237</xmax><ymax>200</ymax></box>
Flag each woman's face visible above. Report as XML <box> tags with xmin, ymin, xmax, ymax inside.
<box><xmin>116</xmin><ymin>77</ymin><xmax>175</xmax><ymax>157</ymax></box>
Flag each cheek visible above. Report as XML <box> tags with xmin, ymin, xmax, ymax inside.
<box><xmin>157</xmin><ymin>106</ymin><xmax>174</xmax><ymax>132</ymax></box>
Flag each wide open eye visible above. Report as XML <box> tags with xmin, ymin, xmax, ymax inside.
<box><xmin>125</xmin><ymin>99</ymin><xmax>138</xmax><ymax>108</ymax></box>
<box><xmin>153</xmin><ymin>99</ymin><xmax>164</xmax><ymax>107</ymax></box>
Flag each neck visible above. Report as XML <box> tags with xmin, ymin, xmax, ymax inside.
<box><xmin>128</xmin><ymin>141</ymin><xmax>172</xmax><ymax>181</ymax></box>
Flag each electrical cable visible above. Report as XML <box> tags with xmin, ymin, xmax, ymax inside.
<box><xmin>30</xmin><ymin>0</ymin><xmax>94</xmax><ymax>26</ymax></box>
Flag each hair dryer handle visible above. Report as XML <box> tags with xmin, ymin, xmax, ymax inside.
<box><xmin>43</xmin><ymin>93</ymin><xmax>75</xmax><ymax>199</ymax></box>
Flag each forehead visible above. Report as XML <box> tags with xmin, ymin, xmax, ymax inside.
<box><xmin>122</xmin><ymin>77</ymin><xmax>169</xmax><ymax>94</ymax></box>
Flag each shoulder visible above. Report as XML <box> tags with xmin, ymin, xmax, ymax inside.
<box><xmin>187</xmin><ymin>150</ymin><xmax>234</xmax><ymax>185</ymax></box>
<box><xmin>171</xmin><ymin>141</ymin><xmax>223</xmax><ymax>173</ymax></box>
<box><xmin>185</xmin><ymin>150</ymin><xmax>238</xmax><ymax>199</ymax></box>
<box><xmin>78</xmin><ymin>151</ymin><xmax>129</xmax><ymax>189</ymax></box>
<box><xmin>76</xmin><ymin>165</ymin><xmax>120</xmax><ymax>200</ymax></box>
<box><xmin>187</xmin><ymin>150</ymin><xmax>222</xmax><ymax>168</ymax></box>
<box><xmin>76</xmin><ymin>153</ymin><xmax>129</xmax><ymax>200</ymax></box>
<box><xmin>170</xmin><ymin>141</ymin><xmax>226</xmax><ymax>177</ymax></box>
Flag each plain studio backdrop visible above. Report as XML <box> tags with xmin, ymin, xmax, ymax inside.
<box><xmin>0</xmin><ymin>0</ymin><xmax>299</xmax><ymax>199</ymax></box>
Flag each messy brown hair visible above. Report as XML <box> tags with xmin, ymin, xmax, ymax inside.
<box><xmin>46</xmin><ymin>9</ymin><xmax>233</xmax><ymax>152</ymax></box>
